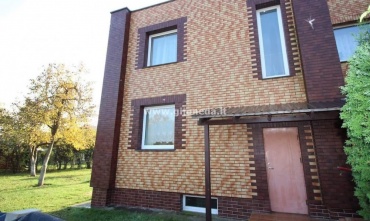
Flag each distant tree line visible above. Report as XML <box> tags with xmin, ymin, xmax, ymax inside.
<box><xmin>0</xmin><ymin>130</ymin><xmax>94</xmax><ymax>173</ymax></box>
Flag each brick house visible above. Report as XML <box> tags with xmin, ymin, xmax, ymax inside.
<box><xmin>90</xmin><ymin>0</ymin><xmax>368</xmax><ymax>220</ymax></box>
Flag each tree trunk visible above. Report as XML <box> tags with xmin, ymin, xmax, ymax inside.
<box><xmin>11</xmin><ymin>146</ymin><xmax>21</xmax><ymax>173</ymax></box>
<box><xmin>77</xmin><ymin>156</ymin><xmax>81</xmax><ymax>169</ymax></box>
<box><xmin>30</xmin><ymin>158</ymin><xmax>37</xmax><ymax>176</ymax></box>
<box><xmin>30</xmin><ymin>148</ymin><xmax>37</xmax><ymax>177</ymax></box>
<box><xmin>71</xmin><ymin>156</ymin><xmax>75</xmax><ymax>169</ymax></box>
<box><xmin>10</xmin><ymin>150</ymin><xmax>16</xmax><ymax>174</ymax></box>
<box><xmin>38</xmin><ymin>139</ymin><xmax>55</xmax><ymax>186</ymax></box>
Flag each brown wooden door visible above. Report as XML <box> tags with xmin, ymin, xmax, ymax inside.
<box><xmin>263</xmin><ymin>127</ymin><xmax>308</xmax><ymax>214</ymax></box>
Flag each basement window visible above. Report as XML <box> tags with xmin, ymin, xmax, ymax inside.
<box><xmin>182</xmin><ymin>195</ymin><xmax>218</xmax><ymax>214</ymax></box>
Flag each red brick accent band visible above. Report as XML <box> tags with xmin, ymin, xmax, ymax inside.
<box><xmin>218</xmin><ymin>197</ymin><xmax>270</xmax><ymax>220</ymax></box>
<box><xmin>91</xmin><ymin>8</ymin><xmax>131</xmax><ymax>206</ymax></box>
<box><xmin>109</xmin><ymin>188</ymin><xmax>270</xmax><ymax>220</ymax></box>
<box><xmin>111</xmin><ymin>188</ymin><xmax>181</xmax><ymax>211</ymax></box>
<box><xmin>91</xmin><ymin>188</ymin><xmax>111</xmax><ymax>207</ymax></box>
<box><xmin>312</xmin><ymin>120</ymin><xmax>359</xmax><ymax>216</ymax></box>
<box><xmin>291</xmin><ymin>0</ymin><xmax>344</xmax><ymax>102</ymax></box>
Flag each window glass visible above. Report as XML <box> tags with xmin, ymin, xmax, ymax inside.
<box><xmin>149</xmin><ymin>32</ymin><xmax>177</xmax><ymax>66</ymax></box>
<box><xmin>182</xmin><ymin>195</ymin><xmax>218</xmax><ymax>214</ymax></box>
<box><xmin>334</xmin><ymin>25</ymin><xmax>369</xmax><ymax>62</ymax></box>
<box><xmin>185</xmin><ymin>196</ymin><xmax>218</xmax><ymax>209</ymax></box>
<box><xmin>257</xmin><ymin>6</ymin><xmax>289</xmax><ymax>78</ymax></box>
<box><xmin>142</xmin><ymin>105</ymin><xmax>175</xmax><ymax>149</ymax></box>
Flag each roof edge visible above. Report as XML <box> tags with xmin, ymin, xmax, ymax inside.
<box><xmin>111</xmin><ymin>7</ymin><xmax>130</xmax><ymax>14</ymax></box>
<box><xmin>132</xmin><ymin>0</ymin><xmax>175</xmax><ymax>12</ymax></box>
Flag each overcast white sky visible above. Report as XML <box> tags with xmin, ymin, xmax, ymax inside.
<box><xmin>0</xmin><ymin>0</ymin><xmax>169</xmax><ymax>124</ymax></box>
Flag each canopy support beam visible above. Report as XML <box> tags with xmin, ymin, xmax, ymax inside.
<box><xmin>204</xmin><ymin>124</ymin><xmax>212</xmax><ymax>221</ymax></box>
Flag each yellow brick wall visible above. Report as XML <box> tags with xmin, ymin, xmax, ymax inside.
<box><xmin>209</xmin><ymin>124</ymin><xmax>256</xmax><ymax>198</ymax></box>
<box><xmin>116</xmin><ymin>0</ymin><xmax>307</xmax><ymax>198</ymax></box>
<box><xmin>341</xmin><ymin>62</ymin><xmax>349</xmax><ymax>79</ymax></box>
<box><xmin>117</xmin><ymin>124</ymin><xmax>256</xmax><ymax>198</ymax></box>
<box><xmin>327</xmin><ymin>0</ymin><xmax>369</xmax><ymax>25</ymax></box>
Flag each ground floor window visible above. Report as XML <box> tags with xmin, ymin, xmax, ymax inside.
<box><xmin>182</xmin><ymin>195</ymin><xmax>218</xmax><ymax>214</ymax></box>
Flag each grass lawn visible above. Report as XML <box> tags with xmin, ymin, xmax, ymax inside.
<box><xmin>55</xmin><ymin>208</ymin><xmax>200</xmax><ymax>221</ymax></box>
<box><xmin>0</xmin><ymin>169</ymin><xmax>92</xmax><ymax>213</ymax></box>
<box><xmin>0</xmin><ymin>169</ymin><xmax>230</xmax><ymax>221</ymax></box>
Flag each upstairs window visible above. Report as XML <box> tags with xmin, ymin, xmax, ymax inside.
<box><xmin>142</xmin><ymin>105</ymin><xmax>175</xmax><ymax>150</ymax></box>
<box><xmin>256</xmin><ymin>6</ymin><xmax>289</xmax><ymax>78</ymax></box>
<box><xmin>334</xmin><ymin>25</ymin><xmax>369</xmax><ymax>62</ymax></box>
<box><xmin>137</xmin><ymin>17</ymin><xmax>187</xmax><ymax>69</ymax></box>
<box><xmin>147</xmin><ymin>30</ymin><xmax>178</xmax><ymax>66</ymax></box>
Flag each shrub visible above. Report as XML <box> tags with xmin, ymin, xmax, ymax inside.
<box><xmin>341</xmin><ymin>31</ymin><xmax>370</xmax><ymax>219</ymax></box>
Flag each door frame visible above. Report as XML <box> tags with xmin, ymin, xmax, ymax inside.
<box><xmin>249</xmin><ymin>122</ymin><xmax>322</xmax><ymax>215</ymax></box>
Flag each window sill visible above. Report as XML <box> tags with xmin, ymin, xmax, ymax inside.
<box><xmin>262</xmin><ymin>74</ymin><xmax>291</xmax><ymax>80</ymax></box>
<box><xmin>144</xmin><ymin>61</ymin><xmax>181</xmax><ymax>69</ymax></box>
<box><xmin>135</xmin><ymin>149</ymin><xmax>176</xmax><ymax>152</ymax></box>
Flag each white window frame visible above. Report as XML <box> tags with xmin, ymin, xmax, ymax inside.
<box><xmin>333</xmin><ymin>23</ymin><xmax>370</xmax><ymax>62</ymax></box>
<box><xmin>147</xmin><ymin>29</ymin><xmax>178</xmax><ymax>67</ymax></box>
<box><xmin>182</xmin><ymin>195</ymin><xmax>218</xmax><ymax>215</ymax></box>
<box><xmin>141</xmin><ymin>104</ymin><xmax>175</xmax><ymax>150</ymax></box>
<box><xmin>256</xmin><ymin>5</ymin><xmax>290</xmax><ymax>79</ymax></box>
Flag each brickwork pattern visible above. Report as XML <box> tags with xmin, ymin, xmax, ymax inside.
<box><xmin>309</xmin><ymin>204</ymin><xmax>331</xmax><ymax>219</ymax></box>
<box><xmin>218</xmin><ymin>197</ymin><xmax>270</xmax><ymax>220</ymax></box>
<box><xmin>111</xmin><ymin>188</ymin><xmax>271</xmax><ymax>220</ymax></box>
<box><xmin>328</xmin><ymin>0</ymin><xmax>369</xmax><ymax>25</ymax></box>
<box><xmin>312</xmin><ymin>120</ymin><xmax>359</xmax><ymax>213</ymax></box>
<box><xmin>91</xmin><ymin>188</ymin><xmax>110</xmax><ymax>207</ymax></box>
<box><xmin>91</xmin><ymin>8</ymin><xmax>130</xmax><ymax>195</ymax></box>
<box><xmin>291</xmin><ymin>0</ymin><xmax>345</xmax><ymax>103</ymax></box>
<box><xmin>126</xmin><ymin>0</ymin><xmax>306</xmax><ymax>107</ymax></box>
<box><xmin>341</xmin><ymin>62</ymin><xmax>349</xmax><ymax>78</ymax></box>
<box><xmin>209</xmin><ymin>124</ymin><xmax>255</xmax><ymax>198</ymax></box>
<box><xmin>92</xmin><ymin>0</ymin><xmax>359</xmax><ymax>218</ymax></box>
<box><xmin>116</xmin><ymin>0</ymin><xmax>307</xmax><ymax>200</ymax></box>
<box><xmin>302</xmin><ymin>124</ymin><xmax>323</xmax><ymax>202</ymax></box>
<box><xmin>117</xmin><ymin>123</ymin><xmax>255</xmax><ymax>198</ymax></box>
<box><xmin>111</xmin><ymin>188</ymin><xmax>181</xmax><ymax>211</ymax></box>
<box><xmin>309</xmin><ymin>203</ymin><xmax>362</xmax><ymax>219</ymax></box>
